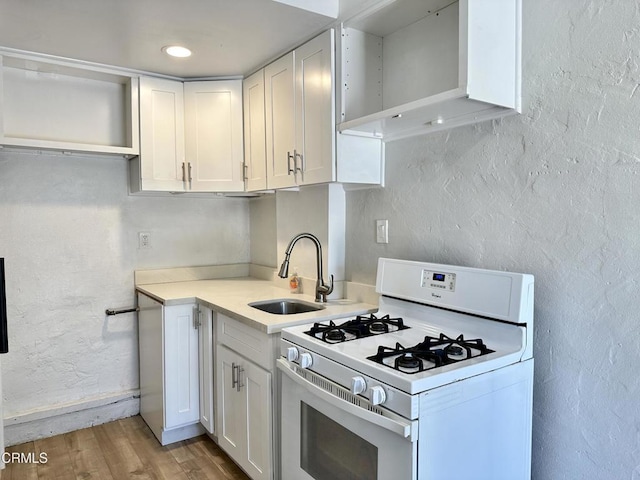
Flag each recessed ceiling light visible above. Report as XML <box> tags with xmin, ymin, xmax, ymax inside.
<box><xmin>162</xmin><ymin>45</ymin><xmax>192</xmax><ymax>58</ymax></box>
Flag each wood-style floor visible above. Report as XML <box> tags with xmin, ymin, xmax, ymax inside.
<box><xmin>0</xmin><ymin>415</ymin><xmax>250</xmax><ymax>480</ymax></box>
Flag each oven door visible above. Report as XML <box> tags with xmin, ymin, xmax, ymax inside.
<box><xmin>278</xmin><ymin>359</ymin><xmax>418</xmax><ymax>480</ymax></box>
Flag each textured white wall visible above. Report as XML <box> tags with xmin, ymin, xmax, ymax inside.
<box><xmin>346</xmin><ymin>1</ymin><xmax>640</xmax><ymax>479</ymax></box>
<box><xmin>0</xmin><ymin>150</ymin><xmax>250</xmax><ymax>419</ymax></box>
<box><xmin>275</xmin><ymin>184</ymin><xmax>345</xmax><ymax>281</ymax></box>
<box><xmin>249</xmin><ymin>195</ymin><xmax>277</xmax><ymax>268</ymax></box>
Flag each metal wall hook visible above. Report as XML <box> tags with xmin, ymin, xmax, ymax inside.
<box><xmin>105</xmin><ymin>307</ymin><xmax>139</xmax><ymax>316</ymax></box>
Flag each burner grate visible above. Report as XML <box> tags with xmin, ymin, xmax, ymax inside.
<box><xmin>367</xmin><ymin>333</ymin><xmax>495</xmax><ymax>374</ymax></box>
<box><xmin>305</xmin><ymin>314</ymin><xmax>409</xmax><ymax>343</ymax></box>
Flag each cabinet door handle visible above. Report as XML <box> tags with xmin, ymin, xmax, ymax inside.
<box><xmin>231</xmin><ymin>362</ymin><xmax>238</xmax><ymax>389</ymax></box>
<box><xmin>294</xmin><ymin>150</ymin><xmax>304</xmax><ymax>181</ymax></box>
<box><xmin>236</xmin><ymin>366</ymin><xmax>244</xmax><ymax>392</ymax></box>
<box><xmin>188</xmin><ymin>162</ymin><xmax>193</xmax><ymax>187</ymax></box>
<box><xmin>181</xmin><ymin>162</ymin><xmax>186</xmax><ymax>182</ymax></box>
<box><xmin>287</xmin><ymin>151</ymin><xmax>295</xmax><ymax>175</ymax></box>
<box><xmin>294</xmin><ymin>150</ymin><xmax>304</xmax><ymax>172</ymax></box>
<box><xmin>243</xmin><ymin>164</ymin><xmax>248</xmax><ymax>181</ymax></box>
<box><xmin>193</xmin><ymin>307</ymin><xmax>201</xmax><ymax>329</ymax></box>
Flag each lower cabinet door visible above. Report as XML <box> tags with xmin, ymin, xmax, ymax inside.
<box><xmin>217</xmin><ymin>346</ymin><xmax>246</xmax><ymax>458</ymax></box>
<box><xmin>216</xmin><ymin>345</ymin><xmax>272</xmax><ymax>480</ymax></box>
<box><xmin>243</xmin><ymin>358</ymin><xmax>272</xmax><ymax>480</ymax></box>
<box><xmin>164</xmin><ymin>304</ymin><xmax>200</xmax><ymax>429</ymax></box>
<box><xmin>198</xmin><ymin>306</ymin><xmax>215</xmax><ymax>434</ymax></box>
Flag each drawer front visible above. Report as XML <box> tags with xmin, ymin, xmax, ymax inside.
<box><xmin>217</xmin><ymin>313</ymin><xmax>272</xmax><ymax>368</ymax></box>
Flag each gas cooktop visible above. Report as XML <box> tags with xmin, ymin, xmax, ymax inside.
<box><xmin>367</xmin><ymin>333</ymin><xmax>495</xmax><ymax>374</ymax></box>
<box><xmin>304</xmin><ymin>313</ymin><xmax>409</xmax><ymax>343</ymax></box>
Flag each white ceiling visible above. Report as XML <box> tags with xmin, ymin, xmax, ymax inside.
<box><xmin>0</xmin><ymin>0</ymin><xmax>373</xmax><ymax>78</ymax></box>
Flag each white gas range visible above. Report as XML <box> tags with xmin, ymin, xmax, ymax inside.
<box><xmin>278</xmin><ymin>258</ymin><xmax>534</xmax><ymax>480</ymax></box>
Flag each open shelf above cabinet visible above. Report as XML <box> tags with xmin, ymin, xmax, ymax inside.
<box><xmin>0</xmin><ymin>52</ymin><xmax>139</xmax><ymax>156</ymax></box>
<box><xmin>338</xmin><ymin>0</ymin><xmax>521</xmax><ymax>142</ymax></box>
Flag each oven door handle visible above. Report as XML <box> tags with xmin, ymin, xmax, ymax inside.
<box><xmin>277</xmin><ymin>359</ymin><xmax>417</xmax><ymax>441</ymax></box>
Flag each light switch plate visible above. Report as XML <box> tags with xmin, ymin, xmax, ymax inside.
<box><xmin>376</xmin><ymin>220</ymin><xmax>388</xmax><ymax>244</ymax></box>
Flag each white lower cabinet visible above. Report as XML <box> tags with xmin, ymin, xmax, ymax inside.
<box><xmin>198</xmin><ymin>305</ymin><xmax>215</xmax><ymax>435</ymax></box>
<box><xmin>138</xmin><ymin>295</ymin><xmax>277</xmax><ymax>479</ymax></box>
<box><xmin>216</xmin><ymin>313</ymin><xmax>277</xmax><ymax>480</ymax></box>
<box><xmin>138</xmin><ymin>293</ymin><xmax>213</xmax><ymax>445</ymax></box>
<box><xmin>217</xmin><ymin>345</ymin><xmax>272</xmax><ymax>480</ymax></box>
<box><xmin>163</xmin><ymin>303</ymin><xmax>200</xmax><ymax>430</ymax></box>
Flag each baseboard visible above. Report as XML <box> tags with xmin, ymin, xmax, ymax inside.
<box><xmin>3</xmin><ymin>390</ymin><xmax>140</xmax><ymax>446</ymax></box>
<box><xmin>157</xmin><ymin>422</ymin><xmax>205</xmax><ymax>446</ymax></box>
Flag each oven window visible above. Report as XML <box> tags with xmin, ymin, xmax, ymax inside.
<box><xmin>300</xmin><ymin>402</ymin><xmax>378</xmax><ymax>480</ymax></box>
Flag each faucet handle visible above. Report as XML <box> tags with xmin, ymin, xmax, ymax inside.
<box><xmin>323</xmin><ymin>275</ymin><xmax>334</xmax><ymax>296</ymax></box>
<box><xmin>316</xmin><ymin>275</ymin><xmax>335</xmax><ymax>302</ymax></box>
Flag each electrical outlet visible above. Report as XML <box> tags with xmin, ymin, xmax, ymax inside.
<box><xmin>376</xmin><ymin>220</ymin><xmax>389</xmax><ymax>244</ymax></box>
<box><xmin>138</xmin><ymin>232</ymin><xmax>151</xmax><ymax>249</ymax></box>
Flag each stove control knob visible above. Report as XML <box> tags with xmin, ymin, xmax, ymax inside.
<box><xmin>369</xmin><ymin>386</ymin><xmax>387</xmax><ymax>406</ymax></box>
<box><xmin>351</xmin><ymin>376</ymin><xmax>367</xmax><ymax>395</ymax></box>
<box><xmin>299</xmin><ymin>352</ymin><xmax>313</xmax><ymax>369</ymax></box>
<box><xmin>286</xmin><ymin>347</ymin><xmax>299</xmax><ymax>362</ymax></box>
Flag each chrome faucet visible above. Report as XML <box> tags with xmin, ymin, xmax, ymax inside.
<box><xmin>278</xmin><ymin>233</ymin><xmax>334</xmax><ymax>303</ymax></box>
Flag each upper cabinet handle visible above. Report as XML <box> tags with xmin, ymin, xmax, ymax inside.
<box><xmin>294</xmin><ymin>150</ymin><xmax>304</xmax><ymax>173</ymax></box>
<box><xmin>287</xmin><ymin>151</ymin><xmax>295</xmax><ymax>175</ymax></box>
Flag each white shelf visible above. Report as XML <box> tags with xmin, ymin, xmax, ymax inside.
<box><xmin>0</xmin><ymin>52</ymin><xmax>139</xmax><ymax>156</ymax></box>
<box><xmin>338</xmin><ymin>0</ymin><xmax>521</xmax><ymax>141</ymax></box>
<box><xmin>338</xmin><ymin>87</ymin><xmax>515</xmax><ymax>141</ymax></box>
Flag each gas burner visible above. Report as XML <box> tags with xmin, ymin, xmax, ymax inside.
<box><xmin>367</xmin><ymin>333</ymin><xmax>495</xmax><ymax>374</ymax></box>
<box><xmin>395</xmin><ymin>353</ymin><xmax>421</xmax><ymax>371</ymax></box>
<box><xmin>324</xmin><ymin>328</ymin><xmax>346</xmax><ymax>343</ymax></box>
<box><xmin>369</xmin><ymin>321</ymin><xmax>389</xmax><ymax>334</ymax></box>
<box><xmin>447</xmin><ymin>345</ymin><xmax>464</xmax><ymax>356</ymax></box>
<box><xmin>305</xmin><ymin>314</ymin><xmax>409</xmax><ymax>343</ymax></box>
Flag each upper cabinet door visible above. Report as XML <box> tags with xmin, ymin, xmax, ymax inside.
<box><xmin>139</xmin><ymin>77</ymin><xmax>185</xmax><ymax>191</ymax></box>
<box><xmin>243</xmin><ymin>70</ymin><xmax>267</xmax><ymax>192</ymax></box>
<box><xmin>295</xmin><ymin>29</ymin><xmax>335</xmax><ymax>185</ymax></box>
<box><xmin>184</xmin><ymin>80</ymin><xmax>244</xmax><ymax>192</ymax></box>
<box><xmin>265</xmin><ymin>52</ymin><xmax>297</xmax><ymax>190</ymax></box>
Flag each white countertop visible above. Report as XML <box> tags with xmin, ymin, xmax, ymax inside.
<box><xmin>136</xmin><ymin>277</ymin><xmax>378</xmax><ymax>334</ymax></box>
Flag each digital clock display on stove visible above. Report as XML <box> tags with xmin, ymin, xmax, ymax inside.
<box><xmin>421</xmin><ymin>269</ymin><xmax>456</xmax><ymax>292</ymax></box>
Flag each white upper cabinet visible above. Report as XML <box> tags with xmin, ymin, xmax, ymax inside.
<box><xmin>0</xmin><ymin>52</ymin><xmax>139</xmax><ymax>156</ymax></box>
<box><xmin>264</xmin><ymin>29</ymin><xmax>334</xmax><ymax>189</ymax></box>
<box><xmin>185</xmin><ymin>81</ymin><xmax>245</xmax><ymax>192</ymax></box>
<box><xmin>338</xmin><ymin>0</ymin><xmax>522</xmax><ymax>141</ymax></box>
<box><xmin>136</xmin><ymin>76</ymin><xmax>186</xmax><ymax>192</ymax></box>
<box><xmin>265</xmin><ymin>51</ymin><xmax>297</xmax><ymax>190</ymax></box>
<box><xmin>294</xmin><ymin>29</ymin><xmax>335</xmax><ymax>185</ymax></box>
<box><xmin>243</xmin><ymin>70</ymin><xmax>268</xmax><ymax>192</ymax></box>
<box><xmin>132</xmin><ymin>77</ymin><xmax>244</xmax><ymax>194</ymax></box>
<box><xmin>258</xmin><ymin>28</ymin><xmax>383</xmax><ymax>190</ymax></box>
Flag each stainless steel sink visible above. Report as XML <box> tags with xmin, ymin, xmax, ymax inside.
<box><xmin>249</xmin><ymin>299</ymin><xmax>324</xmax><ymax>315</ymax></box>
